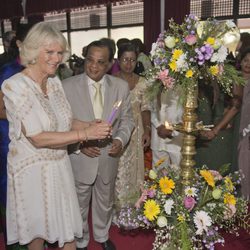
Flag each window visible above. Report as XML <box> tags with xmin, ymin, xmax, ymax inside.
<box><xmin>44</xmin><ymin>12</ymin><xmax>67</xmax><ymax>31</ymax></box>
<box><xmin>112</xmin><ymin>1</ymin><xmax>143</xmax><ymax>26</ymax></box>
<box><xmin>239</xmin><ymin>0</ymin><xmax>250</xmax><ymax>15</ymax></box>
<box><xmin>71</xmin><ymin>6</ymin><xmax>107</xmax><ymax>29</ymax></box>
<box><xmin>70</xmin><ymin>29</ymin><xmax>108</xmax><ymax>56</ymax></box>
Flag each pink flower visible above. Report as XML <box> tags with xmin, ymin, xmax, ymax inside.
<box><xmin>158</xmin><ymin>69</ymin><xmax>175</xmax><ymax>89</ymax></box>
<box><xmin>147</xmin><ymin>189</ymin><xmax>156</xmax><ymax>198</ymax></box>
<box><xmin>135</xmin><ymin>189</ymin><xmax>148</xmax><ymax>209</ymax></box>
<box><xmin>157</xmin><ymin>41</ymin><xmax>165</xmax><ymax>48</ymax></box>
<box><xmin>210</xmin><ymin>170</ymin><xmax>223</xmax><ymax>181</ymax></box>
<box><xmin>185</xmin><ymin>34</ymin><xmax>197</xmax><ymax>45</ymax></box>
<box><xmin>184</xmin><ymin>196</ymin><xmax>196</xmax><ymax>211</ymax></box>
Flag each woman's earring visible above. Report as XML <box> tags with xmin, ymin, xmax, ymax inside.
<box><xmin>30</xmin><ymin>58</ymin><xmax>36</xmax><ymax>64</ymax></box>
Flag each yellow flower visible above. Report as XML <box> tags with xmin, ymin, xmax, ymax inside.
<box><xmin>206</xmin><ymin>37</ymin><xmax>215</xmax><ymax>45</ymax></box>
<box><xmin>150</xmin><ymin>184</ymin><xmax>157</xmax><ymax>190</ymax></box>
<box><xmin>159</xmin><ymin>176</ymin><xmax>175</xmax><ymax>194</ymax></box>
<box><xmin>209</xmin><ymin>65</ymin><xmax>219</xmax><ymax>76</ymax></box>
<box><xmin>200</xmin><ymin>170</ymin><xmax>215</xmax><ymax>187</ymax></box>
<box><xmin>144</xmin><ymin>199</ymin><xmax>160</xmax><ymax>221</ymax></box>
<box><xmin>177</xmin><ymin>214</ymin><xmax>185</xmax><ymax>222</ymax></box>
<box><xmin>224</xmin><ymin>193</ymin><xmax>236</xmax><ymax>205</ymax></box>
<box><xmin>175</xmin><ymin>38</ymin><xmax>179</xmax><ymax>43</ymax></box>
<box><xmin>224</xmin><ymin>176</ymin><xmax>234</xmax><ymax>192</ymax></box>
<box><xmin>154</xmin><ymin>158</ymin><xmax>166</xmax><ymax>167</ymax></box>
<box><xmin>172</xmin><ymin>49</ymin><xmax>183</xmax><ymax>60</ymax></box>
<box><xmin>185</xmin><ymin>70</ymin><xmax>193</xmax><ymax>78</ymax></box>
<box><xmin>169</xmin><ymin>60</ymin><xmax>177</xmax><ymax>72</ymax></box>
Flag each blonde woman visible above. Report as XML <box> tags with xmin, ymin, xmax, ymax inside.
<box><xmin>2</xmin><ymin>22</ymin><xmax>111</xmax><ymax>250</ymax></box>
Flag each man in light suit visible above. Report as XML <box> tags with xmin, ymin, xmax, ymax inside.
<box><xmin>151</xmin><ymin>88</ymin><xmax>183</xmax><ymax>166</ymax></box>
<box><xmin>63</xmin><ymin>40</ymin><xmax>134</xmax><ymax>250</ymax></box>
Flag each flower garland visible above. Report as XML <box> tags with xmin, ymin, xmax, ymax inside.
<box><xmin>145</xmin><ymin>14</ymin><xmax>244</xmax><ymax>100</ymax></box>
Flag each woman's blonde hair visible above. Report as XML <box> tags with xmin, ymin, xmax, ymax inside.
<box><xmin>20</xmin><ymin>22</ymin><xmax>70</xmax><ymax>66</ymax></box>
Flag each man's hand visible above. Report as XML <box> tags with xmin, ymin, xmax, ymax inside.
<box><xmin>81</xmin><ymin>146</ymin><xmax>100</xmax><ymax>158</ymax></box>
<box><xmin>108</xmin><ymin>139</ymin><xmax>122</xmax><ymax>156</ymax></box>
<box><xmin>157</xmin><ymin>124</ymin><xmax>173</xmax><ymax>139</ymax></box>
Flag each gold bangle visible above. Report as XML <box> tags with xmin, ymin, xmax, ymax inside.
<box><xmin>83</xmin><ymin>128</ymin><xmax>88</xmax><ymax>142</ymax></box>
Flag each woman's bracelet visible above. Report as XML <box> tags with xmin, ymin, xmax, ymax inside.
<box><xmin>145</xmin><ymin>125</ymin><xmax>151</xmax><ymax>131</ymax></box>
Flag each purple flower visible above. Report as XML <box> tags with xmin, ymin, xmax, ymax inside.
<box><xmin>154</xmin><ymin>58</ymin><xmax>161</xmax><ymax>65</ymax></box>
<box><xmin>184</xmin><ymin>196</ymin><xmax>196</xmax><ymax>211</ymax></box>
<box><xmin>147</xmin><ymin>189</ymin><xmax>156</xmax><ymax>198</ymax></box>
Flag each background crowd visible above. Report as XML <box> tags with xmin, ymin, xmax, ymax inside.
<box><xmin>0</xmin><ymin>21</ymin><xmax>249</xmax><ymax>250</ymax></box>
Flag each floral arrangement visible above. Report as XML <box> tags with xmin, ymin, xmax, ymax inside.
<box><xmin>117</xmin><ymin>160</ymin><xmax>249</xmax><ymax>250</ymax></box>
<box><xmin>146</xmin><ymin>14</ymin><xmax>244</xmax><ymax>100</ymax></box>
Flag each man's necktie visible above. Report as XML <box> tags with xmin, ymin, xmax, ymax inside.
<box><xmin>93</xmin><ymin>82</ymin><xmax>103</xmax><ymax>119</ymax></box>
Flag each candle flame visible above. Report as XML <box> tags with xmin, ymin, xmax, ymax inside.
<box><xmin>114</xmin><ymin>100</ymin><xmax>122</xmax><ymax>109</ymax></box>
<box><xmin>165</xmin><ymin>121</ymin><xmax>173</xmax><ymax>130</ymax></box>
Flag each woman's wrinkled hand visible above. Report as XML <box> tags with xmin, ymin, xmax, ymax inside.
<box><xmin>85</xmin><ymin>121</ymin><xmax>112</xmax><ymax>140</ymax></box>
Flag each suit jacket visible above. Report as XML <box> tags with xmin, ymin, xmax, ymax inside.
<box><xmin>63</xmin><ymin>72</ymin><xmax>134</xmax><ymax>185</ymax></box>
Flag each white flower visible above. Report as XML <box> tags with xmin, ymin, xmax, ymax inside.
<box><xmin>150</xmin><ymin>42</ymin><xmax>158</xmax><ymax>57</ymax></box>
<box><xmin>157</xmin><ymin>216</ymin><xmax>168</xmax><ymax>227</ymax></box>
<box><xmin>184</xmin><ymin>186</ymin><xmax>198</xmax><ymax>197</ymax></box>
<box><xmin>226</xmin><ymin>20</ymin><xmax>236</xmax><ymax>28</ymax></box>
<box><xmin>194</xmin><ymin>211</ymin><xmax>212</xmax><ymax>235</ymax></box>
<box><xmin>149</xmin><ymin>169</ymin><xmax>157</xmax><ymax>180</ymax></box>
<box><xmin>164</xmin><ymin>36</ymin><xmax>176</xmax><ymax>49</ymax></box>
<box><xmin>211</xmin><ymin>45</ymin><xmax>228</xmax><ymax>63</ymax></box>
<box><xmin>164</xmin><ymin>199</ymin><xmax>174</xmax><ymax>215</ymax></box>
<box><xmin>176</xmin><ymin>53</ymin><xmax>188</xmax><ymax>71</ymax></box>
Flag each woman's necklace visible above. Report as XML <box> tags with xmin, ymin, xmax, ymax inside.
<box><xmin>23</xmin><ymin>69</ymin><xmax>48</xmax><ymax>98</ymax></box>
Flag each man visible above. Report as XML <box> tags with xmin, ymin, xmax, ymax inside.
<box><xmin>63</xmin><ymin>40</ymin><xmax>134</xmax><ymax>250</ymax></box>
<box><xmin>151</xmin><ymin>89</ymin><xmax>183</xmax><ymax>166</ymax></box>
<box><xmin>0</xmin><ymin>31</ymin><xmax>16</xmax><ymax>67</ymax></box>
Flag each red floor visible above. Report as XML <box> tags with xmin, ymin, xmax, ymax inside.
<box><xmin>1</xmin><ymin>223</ymin><xmax>250</xmax><ymax>250</ymax></box>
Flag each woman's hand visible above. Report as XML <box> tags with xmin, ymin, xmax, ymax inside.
<box><xmin>142</xmin><ymin>131</ymin><xmax>151</xmax><ymax>150</ymax></box>
<box><xmin>83</xmin><ymin>120</ymin><xmax>111</xmax><ymax>141</ymax></box>
<box><xmin>201</xmin><ymin>129</ymin><xmax>218</xmax><ymax>140</ymax></box>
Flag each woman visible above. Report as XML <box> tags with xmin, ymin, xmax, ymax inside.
<box><xmin>195</xmin><ymin>78</ymin><xmax>243</xmax><ymax>172</ymax></box>
<box><xmin>2</xmin><ymin>22</ymin><xmax>111</xmax><ymax>250</ymax></box>
<box><xmin>113</xmin><ymin>43</ymin><xmax>151</xmax><ymax>211</ymax></box>
<box><xmin>238</xmin><ymin>47</ymin><xmax>250</xmax><ymax>200</ymax></box>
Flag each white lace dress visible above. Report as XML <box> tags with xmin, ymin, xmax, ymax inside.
<box><xmin>2</xmin><ymin>73</ymin><xmax>82</xmax><ymax>247</ymax></box>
